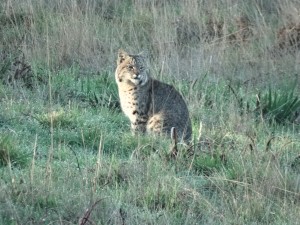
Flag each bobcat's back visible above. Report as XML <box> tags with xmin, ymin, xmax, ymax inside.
<box><xmin>115</xmin><ymin>49</ymin><xmax>192</xmax><ymax>142</ymax></box>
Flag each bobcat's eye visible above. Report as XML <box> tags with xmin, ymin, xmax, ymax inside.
<box><xmin>127</xmin><ymin>65</ymin><xmax>134</xmax><ymax>70</ymax></box>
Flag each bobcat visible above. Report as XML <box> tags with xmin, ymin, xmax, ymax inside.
<box><xmin>115</xmin><ymin>49</ymin><xmax>192</xmax><ymax>142</ymax></box>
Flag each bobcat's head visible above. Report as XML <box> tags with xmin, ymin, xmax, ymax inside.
<box><xmin>116</xmin><ymin>49</ymin><xmax>149</xmax><ymax>86</ymax></box>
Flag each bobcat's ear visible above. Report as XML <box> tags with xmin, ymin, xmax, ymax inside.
<box><xmin>117</xmin><ymin>49</ymin><xmax>129</xmax><ymax>65</ymax></box>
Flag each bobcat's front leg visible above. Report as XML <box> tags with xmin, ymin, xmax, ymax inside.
<box><xmin>131</xmin><ymin>114</ymin><xmax>148</xmax><ymax>134</ymax></box>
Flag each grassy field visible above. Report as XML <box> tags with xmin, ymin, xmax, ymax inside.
<box><xmin>0</xmin><ymin>0</ymin><xmax>300</xmax><ymax>224</ymax></box>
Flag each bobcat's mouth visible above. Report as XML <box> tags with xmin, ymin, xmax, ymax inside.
<box><xmin>132</xmin><ymin>74</ymin><xmax>140</xmax><ymax>79</ymax></box>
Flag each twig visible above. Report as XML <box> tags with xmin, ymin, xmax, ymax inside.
<box><xmin>69</xmin><ymin>146</ymin><xmax>81</xmax><ymax>172</ymax></box>
<box><xmin>79</xmin><ymin>199</ymin><xmax>105</xmax><ymax>225</ymax></box>
<box><xmin>119</xmin><ymin>207</ymin><xmax>126</xmax><ymax>225</ymax></box>
<box><xmin>265</xmin><ymin>136</ymin><xmax>275</xmax><ymax>151</ymax></box>
<box><xmin>170</xmin><ymin>127</ymin><xmax>178</xmax><ymax>157</ymax></box>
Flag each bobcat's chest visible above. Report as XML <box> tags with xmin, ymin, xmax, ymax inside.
<box><xmin>118</xmin><ymin>87</ymin><xmax>150</xmax><ymax>122</ymax></box>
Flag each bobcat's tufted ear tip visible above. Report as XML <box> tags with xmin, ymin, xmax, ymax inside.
<box><xmin>118</xmin><ymin>49</ymin><xmax>126</xmax><ymax>54</ymax></box>
<box><xmin>117</xmin><ymin>49</ymin><xmax>129</xmax><ymax>65</ymax></box>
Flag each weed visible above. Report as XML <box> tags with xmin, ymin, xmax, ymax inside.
<box><xmin>0</xmin><ymin>133</ymin><xmax>28</xmax><ymax>167</ymax></box>
<box><xmin>192</xmin><ymin>152</ymin><xmax>227</xmax><ymax>176</ymax></box>
<box><xmin>35</xmin><ymin>109</ymin><xmax>75</xmax><ymax>128</ymax></box>
<box><xmin>257</xmin><ymin>85</ymin><xmax>300</xmax><ymax>123</ymax></box>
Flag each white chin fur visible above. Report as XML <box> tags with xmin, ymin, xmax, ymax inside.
<box><xmin>138</xmin><ymin>74</ymin><xmax>148</xmax><ymax>86</ymax></box>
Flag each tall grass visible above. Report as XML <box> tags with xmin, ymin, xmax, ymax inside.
<box><xmin>0</xmin><ymin>0</ymin><xmax>299</xmax><ymax>224</ymax></box>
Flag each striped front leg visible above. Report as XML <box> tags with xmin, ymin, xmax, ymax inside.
<box><xmin>131</xmin><ymin>114</ymin><xmax>148</xmax><ymax>134</ymax></box>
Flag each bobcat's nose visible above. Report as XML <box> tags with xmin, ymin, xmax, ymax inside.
<box><xmin>132</xmin><ymin>73</ymin><xmax>140</xmax><ymax>79</ymax></box>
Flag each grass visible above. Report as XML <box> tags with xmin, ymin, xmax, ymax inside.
<box><xmin>0</xmin><ymin>0</ymin><xmax>300</xmax><ymax>224</ymax></box>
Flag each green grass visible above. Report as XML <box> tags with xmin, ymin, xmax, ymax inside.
<box><xmin>0</xmin><ymin>0</ymin><xmax>300</xmax><ymax>224</ymax></box>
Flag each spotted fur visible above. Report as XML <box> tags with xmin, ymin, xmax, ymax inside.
<box><xmin>115</xmin><ymin>49</ymin><xmax>192</xmax><ymax>142</ymax></box>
